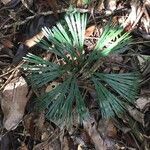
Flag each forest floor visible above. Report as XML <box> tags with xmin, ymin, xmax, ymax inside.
<box><xmin>0</xmin><ymin>0</ymin><xmax>150</xmax><ymax>150</ymax></box>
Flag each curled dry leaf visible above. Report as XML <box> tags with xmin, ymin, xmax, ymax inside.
<box><xmin>1</xmin><ymin>76</ymin><xmax>30</xmax><ymax>130</ymax></box>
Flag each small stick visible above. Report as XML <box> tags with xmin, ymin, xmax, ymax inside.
<box><xmin>0</xmin><ymin>61</ymin><xmax>25</xmax><ymax>90</ymax></box>
<box><xmin>1</xmin><ymin>8</ymin><xmax>89</xmax><ymax>30</ymax></box>
<box><xmin>1</xmin><ymin>8</ymin><xmax>128</xmax><ymax>30</ymax></box>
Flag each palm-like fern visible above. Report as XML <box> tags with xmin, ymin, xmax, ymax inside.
<box><xmin>24</xmin><ymin>12</ymin><xmax>139</xmax><ymax>127</ymax></box>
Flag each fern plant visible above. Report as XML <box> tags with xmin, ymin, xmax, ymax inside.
<box><xmin>23</xmin><ymin>12</ymin><xmax>139</xmax><ymax>127</ymax></box>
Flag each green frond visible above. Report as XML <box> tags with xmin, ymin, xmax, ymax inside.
<box><xmin>89</xmin><ymin>25</ymin><xmax>131</xmax><ymax>61</ymax></box>
<box><xmin>29</xmin><ymin>71</ymin><xmax>62</xmax><ymax>88</ymax></box>
<box><xmin>94</xmin><ymin>72</ymin><xmax>139</xmax><ymax>102</ymax></box>
<box><xmin>40</xmin><ymin>12</ymin><xmax>87</xmax><ymax>60</ymax></box>
<box><xmin>36</xmin><ymin>78</ymin><xmax>70</xmax><ymax>111</ymax></box>
<box><xmin>37</xmin><ymin>38</ymin><xmax>66</xmax><ymax>58</ymax></box>
<box><xmin>40</xmin><ymin>28</ymin><xmax>70</xmax><ymax>62</ymax></box>
<box><xmin>23</xmin><ymin>53</ymin><xmax>58</xmax><ymax>67</ymax></box>
<box><xmin>23</xmin><ymin>12</ymin><xmax>139</xmax><ymax>127</ymax></box>
<box><xmin>92</xmin><ymin>77</ymin><xmax>125</xmax><ymax>118</ymax></box>
<box><xmin>65</xmin><ymin>12</ymin><xmax>87</xmax><ymax>51</ymax></box>
<box><xmin>73</xmin><ymin>79</ymin><xmax>89</xmax><ymax>121</ymax></box>
<box><xmin>37</xmin><ymin>77</ymin><xmax>88</xmax><ymax>127</ymax></box>
<box><xmin>23</xmin><ymin>53</ymin><xmax>63</xmax><ymax>87</ymax></box>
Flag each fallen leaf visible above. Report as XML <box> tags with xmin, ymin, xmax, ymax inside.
<box><xmin>104</xmin><ymin>0</ymin><xmax>116</xmax><ymax>11</ymax></box>
<box><xmin>83</xmin><ymin>117</ymin><xmax>107</xmax><ymax>150</ymax></box>
<box><xmin>1</xmin><ymin>0</ymin><xmax>11</xmax><ymax>5</ymax></box>
<box><xmin>0</xmin><ymin>39</ymin><xmax>14</xmax><ymax>48</ymax></box>
<box><xmin>46</xmin><ymin>81</ymin><xmax>60</xmax><ymax>93</ymax></box>
<box><xmin>85</xmin><ymin>25</ymin><xmax>96</xmax><ymax>37</ymax></box>
<box><xmin>23</xmin><ymin>113</ymin><xmax>36</xmax><ymax>137</ymax></box>
<box><xmin>24</xmin><ymin>31</ymin><xmax>44</xmax><ymax>48</ymax></box>
<box><xmin>98</xmin><ymin>119</ymin><xmax>117</xmax><ymax>138</ymax></box>
<box><xmin>1</xmin><ymin>76</ymin><xmax>30</xmax><ymax>130</ymax></box>
<box><xmin>127</xmin><ymin>106</ymin><xmax>144</xmax><ymax>124</ymax></box>
<box><xmin>106</xmin><ymin>120</ymin><xmax>117</xmax><ymax>138</ymax></box>
<box><xmin>47</xmin><ymin>0</ymin><xmax>58</xmax><ymax>17</ymax></box>
<box><xmin>33</xmin><ymin>138</ymin><xmax>61</xmax><ymax>150</ymax></box>
<box><xmin>136</xmin><ymin>96</ymin><xmax>150</xmax><ymax>110</ymax></box>
<box><xmin>18</xmin><ymin>143</ymin><xmax>28</xmax><ymax>150</ymax></box>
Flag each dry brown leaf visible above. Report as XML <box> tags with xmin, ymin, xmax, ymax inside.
<box><xmin>1</xmin><ymin>76</ymin><xmax>30</xmax><ymax>130</ymax></box>
<box><xmin>33</xmin><ymin>142</ymin><xmax>53</xmax><ymax>150</ymax></box>
<box><xmin>33</xmin><ymin>138</ymin><xmax>61</xmax><ymax>150</ymax></box>
<box><xmin>109</xmin><ymin>54</ymin><xmax>123</xmax><ymax>63</ymax></box>
<box><xmin>60</xmin><ymin>136</ymin><xmax>70</xmax><ymax>150</ymax></box>
<box><xmin>96</xmin><ymin>0</ymin><xmax>104</xmax><ymax>11</ymax></box>
<box><xmin>1</xmin><ymin>0</ymin><xmax>11</xmax><ymax>5</ymax></box>
<box><xmin>97</xmin><ymin>119</ymin><xmax>117</xmax><ymax>149</ymax></box>
<box><xmin>83</xmin><ymin>117</ymin><xmax>107</xmax><ymax>150</ymax></box>
<box><xmin>104</xmin><ymin>0</ymin><xmax>116</xmax><ymax>11</ymax></box>
<box><xmin>127</xmin><ymin>106</ymin><xmax>144</xmax><ymax>124</ymax></box>
<box><xmin>18</xmin><ymin>143</ymin><xmax>28</xmax><ymax>150</ymax></box>
<box><xmin>136</xmin><ymin>96</ymin><xmax>150</xmax><ymax>110</ymax></box>
<box><xmin>85</xmin><ymin>25</ymin><xmax>96</xmax><ymax>37</ymax></box>
<box><xmin>47</xmin><ymin>0</ymin><xmax>58</xmax><ymax>17</ymax></box>
<box><xmin>98</xmin><ymin>119</ymin><xmax>117</xmax><ymax>138</ymax></box>
<box><xmin>46</xmin><ymin>81</ymin><xmax>60</xmax><ymax>93</ymax></box>
<box><xmin>23</xmin><ymin>113</ymin><xmax>36</xmax><ymax>137</ymax></box>
<box><xmin>0</xmin><ymin>39</ymin><xmax>14</xmax><ymax>48</ymax></box>
<box><xmin>24</xmin><ymin>31</ymin><xmax>44</xmax><ymax>48</ymax></box>
<box><xmin>106</xmin><ymin>120</ymin><xmax>117</xmax><ymax>138</ymax></box>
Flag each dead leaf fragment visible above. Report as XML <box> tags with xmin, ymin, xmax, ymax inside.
<box><xmin>136</xmin><ymin>96</ymin><xmax>150</xmax><ymax>110</ymax></box>
<box><xmin>85</xmin><ymin>25</ymin><xmax>96</xmax><ymax>37</ymax></box>
<box><xmin>18</xmin><ymin>142</ymin><xmax>28</xmax><ymax>150</ymax></box>
<box><xmin>0</xmin><ymin>39</ymin><xmax>14</xmax><ymax>48</ymax></box>
<box><xmin>1</xmin><ymin>76</ymin><xmax>29</xmax><ymax>130</ymax></box>
<box><xmin>127</xmin><ymin>106</ymin><xmax>144</xmax><ymax>124</ymax></box>
<box><xmin>1</xmin><ymin>0</ymin><xmax>11</xmax><ymax>5</ymax></box>
<box><xmin>24</xmin><ymin>31</ymin><xmax>44</xmax><ymax>48</ymax></box>
<box><xmin>83</xmin><ymin>117</ymin><xmax>107</xmax><ymax>150</ymax></box>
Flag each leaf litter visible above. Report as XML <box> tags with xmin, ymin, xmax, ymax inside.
<box><xmin>0</xmin><ymin>0</ymin><xmax>150</xmax><ymax>149</ymax></box>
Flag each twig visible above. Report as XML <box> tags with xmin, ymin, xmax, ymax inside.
<box><xmin>0</xmin><ymin>68</ymin><xmax>14</xmax><ymax>78</ymax></box>
<box><xmin>1</xmin><ymin>8</ymin><xmax>128</xmax><ymax>30</ymax></box>
<box><xmin>0</xmin><ymin>61</ymin><xmax>24</xmax><ymax>90</ymax></box>
<box><xmin>1</xmin><ymin>8</ymin><xmax>89</xmax><ymax>30</ymax></box>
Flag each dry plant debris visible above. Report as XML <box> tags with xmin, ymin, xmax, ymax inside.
<box><xmin>0</xmin><ymin>0</ymin><xmax>150</xmax><ymax>150</ymax></box>
<box><xmin>1</xmin><ymin>76</ymin><xmax>30</xmax><ymax>130</ymax></box>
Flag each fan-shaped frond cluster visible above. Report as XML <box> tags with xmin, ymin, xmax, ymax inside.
<box><xmin>24</xmin><ymin>12</ymin><xmax>139</xmax><ymax>127</ymax></box>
